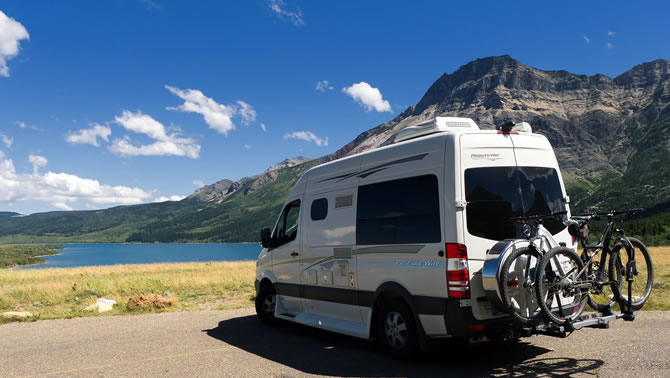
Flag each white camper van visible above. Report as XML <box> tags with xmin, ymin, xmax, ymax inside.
<box><xmin>255</xmin><ymin>117</ymin><xmax>573</xmax><ymax>357</ymax></box>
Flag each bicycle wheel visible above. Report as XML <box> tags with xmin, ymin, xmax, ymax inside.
<box><xmin>580</xmin><ymin>249</ymin><xmax>617</xmax><ymax>312</ymax></box>
<box><xmin>536</xmin><ymin>247</ymin><xmax>589</xmax><ymax>325</ymax></box>
<box><xmin>609</xmin><ymin>237</ymin><xmax>654</xmax><ymax>311</ymax></box>
<box><xmin>499</xmin><ymin>246</ymin><xmax>543</xmax><ymax>324</ymax></box>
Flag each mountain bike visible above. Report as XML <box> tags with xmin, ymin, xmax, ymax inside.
<box><xmin>499</xmin><ymin>211</ymin><xmax>569</xmax><ymax>325</ymax></box>
<box><xmin>535</xmin><ymin>209</ymin><xmax>654</xmax><ymax>325</ymax></box>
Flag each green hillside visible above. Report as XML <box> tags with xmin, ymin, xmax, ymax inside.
<box><xmin>0</xmin><ymin>160</ymin><xmax>320</xmax><ymax>244</ymax></box>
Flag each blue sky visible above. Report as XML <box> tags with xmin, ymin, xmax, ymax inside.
<box><xmin>0</xmin><ymin>0</ymin><xmax>668</xmax><ymax>214</ymax></box>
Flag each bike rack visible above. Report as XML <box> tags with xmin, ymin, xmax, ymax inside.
<box><xmin>521</xmin><ymin>311</ymin><xmax>635</xmax><ymax>338</ymax></box>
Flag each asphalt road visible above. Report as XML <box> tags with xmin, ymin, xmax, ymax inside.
<box><xmin>1</xmin><ymin>309</ymin><xmax>669</xmax><ymax>377</ymax></box>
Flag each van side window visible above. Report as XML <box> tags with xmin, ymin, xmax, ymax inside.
<box><xmin>356</xmin><ymin>175</ymin><xmax>441</xmax><ymax>245</ymax></box>
<box><xmin>273</xmin><ymin>200</ymin><xmax>301</xmax><ymax>246</ymax></box>
<box><xmin>310</xmin><ymin>198</ymin><xmax>328</xmax><ymax>221</ymax></box>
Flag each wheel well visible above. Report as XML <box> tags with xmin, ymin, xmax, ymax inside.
<box><xmin>259</xmin><ymin>278</ymin><xmax>273</xmax><ymax>291</ymax></box>
<box><xmin>370</xmin><ymin>290</ymin><xmax>409</xmax><ymax>338</ymax></box>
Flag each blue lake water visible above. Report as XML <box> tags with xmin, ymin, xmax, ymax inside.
<box><xmin>19</xmin><ymin>243</ymin><xmax>262</xmax><ymax>270</ymax></box>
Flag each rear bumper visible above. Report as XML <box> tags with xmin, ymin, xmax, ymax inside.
<box><xmin>445</xmin><ymin>299</ymin><xmax>514</xmax><ymax>339</ymax></box>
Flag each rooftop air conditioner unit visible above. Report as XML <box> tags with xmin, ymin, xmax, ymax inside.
<box><xmin>394</xmin><ymin>117</ymin><xmax>479</xmax><ymax>143</ymax></box>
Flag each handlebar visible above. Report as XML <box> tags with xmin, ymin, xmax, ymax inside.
<box><xmin>509</xmin><ymin>210</ymin><xmax>567</xmax><ymax>223</ymax></box>
<box><xmin>572</xmin><ymin>208</ymin><xmax>644</xmax><ymax>222</ymax></box>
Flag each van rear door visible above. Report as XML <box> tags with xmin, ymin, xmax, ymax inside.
<box><xmin>458</xmin><ymin>133</ymin><xmax>516</xmax><ymax>320</ymax></box>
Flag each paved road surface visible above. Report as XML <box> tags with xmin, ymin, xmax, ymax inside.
<box><xmin>2</xmin><ymin>309</ymin><xmax>669</xmax><ymax>377</ymax></box>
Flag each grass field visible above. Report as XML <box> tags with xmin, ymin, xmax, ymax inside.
<box><xmin>1</xmin><ymin>247</ymin><xmax>669</xmax><ymax>324</ymax></box>
<box><xmin>0</xmin><ymin>261</ymin><xmax>255</xmax><ymax>324</ymax></box>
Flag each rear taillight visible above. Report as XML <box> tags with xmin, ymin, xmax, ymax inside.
<box><xmin>446</xmin><ymin>243</ymin><xmax>470</xmax><ymax>299</ymax></box>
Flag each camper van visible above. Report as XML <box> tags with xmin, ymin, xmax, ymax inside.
<box><xmin>254</xmin><ymin>117</ymin><xmax>573</xmax><ymax>357</ymax></box>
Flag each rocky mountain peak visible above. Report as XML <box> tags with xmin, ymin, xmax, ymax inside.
<box><xmin>265</xmin><ymin>156</ymin><xmax>312</xmax><ymax>172</ymax></box>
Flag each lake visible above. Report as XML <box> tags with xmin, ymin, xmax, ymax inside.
<box><xmin>18</xmin><ymin>243</ymin><xmax>262</xmax><ymax>270</ymax></box>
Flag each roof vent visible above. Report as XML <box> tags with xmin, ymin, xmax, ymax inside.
<box><xmin>394</xmin><ymin>117</ymin><xmax>479</xmax><ymax>143</ymax></box>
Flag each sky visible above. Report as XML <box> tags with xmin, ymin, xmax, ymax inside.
<box><xmin>0</xmin><ymin>0</ymin><xmax>668</xmax><ymax>214</ymax></box>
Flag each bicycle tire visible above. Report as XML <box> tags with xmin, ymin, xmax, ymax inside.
<box><xmin>580</xmin><ymin>250</ymin><xmax>617</xmax><ymax>312</ymax></box>
<box><xmin>536</xmin><ymin>247</ymin><xmax>589</xmax><ymax>325</ymax></box>
<box><xmin>499</xmin><ymin>246</ymin><xmax>543</xmax><ymax>325</ymax></box>
<box><xmin>609</xmin><ymin>237</ymin><xmax>654</xmax><ymax>311</ymax></box>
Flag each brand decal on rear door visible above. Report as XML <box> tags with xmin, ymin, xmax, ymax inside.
<box><xmin>470</xmin><ymin>153</ymin><xmax>502</xmax><ymax>161</ymax></box>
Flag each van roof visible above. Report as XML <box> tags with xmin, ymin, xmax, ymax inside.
<box><xmin>301</xmin><ymin>119</ymin><xmax>548</xmax><ymax>180</ymax></box>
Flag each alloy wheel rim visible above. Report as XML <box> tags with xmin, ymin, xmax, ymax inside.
<box><xmin>263</xmin><ymin>294</ymin><xmax>275</xmax><ymax>316</ymax></box>
<box><xmin>384</xmin><ymin>311</ymin><xmax>408</xmax><ymax>349</ymax></box>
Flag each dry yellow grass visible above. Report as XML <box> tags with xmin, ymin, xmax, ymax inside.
<box><xmin>0</xmin><ymin>261</ymin><xmax>256</xmax><ymax>323</ymax></box>
<box><xmin>1</xmin><ymin>247</ymin><xmax>669</xmax><ymax>324</ymax></box>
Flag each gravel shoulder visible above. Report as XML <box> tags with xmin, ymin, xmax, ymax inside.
<box><xmin>2</xmin><ymin>309</ymin><xmax>670</xmax><ymax>377</ymax></box>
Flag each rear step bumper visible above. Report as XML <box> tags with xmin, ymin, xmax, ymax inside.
<box><xmin>445</xmin><ymin>299</ymin><xmax>515</xmax><ymax>339</ymax></box>
<box><xmin>444</xmin><ymin>299</ymin><xmax>635</xmax><ymax>340</ymax></box>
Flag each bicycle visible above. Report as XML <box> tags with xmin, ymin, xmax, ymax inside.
<box><xmin>499</xmin><ymin>210</ymin><xmax>569</xmax><ymax>325</ymax></box>
<box><xmin>535</xmin><ymin>209</ymin><xmax>654</xmax><ymax>325</ymax></box>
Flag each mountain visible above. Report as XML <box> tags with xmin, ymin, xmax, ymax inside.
<box><xmin>0</xmin><ymin>212</ymin><xmax>22</xmax><ymax>220</ymax></box>
<box><xmin>1</xmin><ymin>56</ymin><xmax>669</xmax><ymax>244</ymax></box>
<box><xmin>266</xmin><ymin>156</ymin><xmax>312</xmax><ymax>172</ymax></box>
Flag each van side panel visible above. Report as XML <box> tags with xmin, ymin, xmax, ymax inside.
<box><xmin>354</xmin><ymin>137</ymin><xmax>449</xmax><ymax>336</ymax></box>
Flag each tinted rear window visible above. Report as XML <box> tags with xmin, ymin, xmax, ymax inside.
<box><xmin>465</xmin><ymin>166</ymin><xmax>566</xmax><ymax>240</ymax></box>
<box><xmin>356</xmin><ymin>175</ymin><xmax>441</xmax><ymax>245</ymax></box>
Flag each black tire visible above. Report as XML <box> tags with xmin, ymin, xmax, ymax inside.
<box><xmin>255</xmin><ymin>284</ymin><xmax>281</xmax><ymax>325</ymax></box>
<box><xmin>580</xmin><ymin>249</ymin><xmax>617</xmax><ymax>312</ymax></box>
<box><xmin>499</xmin><ymin>246</ymin><xmax>543</xmax><ymax>325</ymax></box>
<box><xmin>377</xmin><ymin>299</ymin><xmax>419</xmax><ymax>360</ymax></box>
<box><xmin>609</xmin><ymin>237</ymin><xmax>654</xmax><ymax>311</ymax></box>
<box><xmin>536</xmin><ymin>247</ymin><xmax>589</xmax><ymax>325</ymax></box>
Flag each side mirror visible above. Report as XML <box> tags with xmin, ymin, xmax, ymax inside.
<box><xmin>260</xmin><ymin>228</ymin><xmax>273</xmax><ymax>248</ymax></box>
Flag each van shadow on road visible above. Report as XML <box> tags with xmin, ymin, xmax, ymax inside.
<box><xmin>204</xmin><ymin>315</ymin><xmax>603</xmax><ymax>376</ymax></box>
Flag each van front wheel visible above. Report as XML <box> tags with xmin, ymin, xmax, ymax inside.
<box><xmin>377</xmin><ymin>299</ymin><xmax>419</xmax><ymax>359</ymax></box>
<box><xmin>255</xmin><ymin>284</ymin><xmax>280</xmax><ymax>325</ymax></box>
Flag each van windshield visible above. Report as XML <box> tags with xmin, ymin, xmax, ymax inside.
<box><xmin>464</xmin><ymin>166</ymin><xmax>567</xmax><ymax>241</ymax></box>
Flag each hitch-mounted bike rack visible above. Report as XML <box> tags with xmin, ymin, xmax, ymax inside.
<box><xmin>521</xmin><ymin>310</ymin><xmax>635</xmax><ymax>338</ymax></box>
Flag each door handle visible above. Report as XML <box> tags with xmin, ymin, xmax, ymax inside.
<box><xmin>290</xmin><ymin>252</ymin><xmax>299</xmax><ymax>257</ymax></box>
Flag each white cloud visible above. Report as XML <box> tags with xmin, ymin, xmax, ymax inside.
<box><xmin>267</xmin><ymin>0</ymin><xmax>304</xmax><ymax>26</ymax></box>
<box><xmin>607</xmin><ymin>42</ymin><xmax>615</xmax><ymax>49</ymax></box>
<box><xmin>236</xmin><ymin>100</ymin><xmax>256</xmax><ymax>125</ymax></box>
<box><xmin>28</xmin><ymin>154</ymin><xmax>47</xmax><ymax>173</ymax></box>
<box><xmin>52</xmin><ymin>202</ymin><xmax>73</xmax><ymax>211</ymax></box>
<box><xmin>109</xmin><ymin>110</ymin><xmax>200</xmax><ymax>159</ymax></box>
<box><xmin>283</xmin><ymin>131</ymin><xmax>328</xmax><ymax>147</ymax></box>
<box><xmin>153</xmin><ymin>195</ymin><xmax>185</xmax><ymax>202</ymax></box>
<box><xmin>260</xmin><ymin>123</ymin><xmax>267</xmax><ymax>132</ymax></box>
<box><xmin>1</xmin><ymin>133</ymin><xmax>12</xmax><ymax>148</ymax></box>
<box><xmin>583</xmin><ymin>35</ymin><xmax>590</xmax><ymax>44</ymax></box>
<box><xmin>16</xmin><ymin>121</ymin><xmax>40</xmax><ymax>131</ymax></box>
<box><xmin>165</xmin><ymin>85</ymin><xmax>238</xmax><ymax>135</ymax></box>
<box><xmin>0</xmin><ymin>11</ymin><xmax>29</xmax><ymax>77</ymax></box>
<box><xmin>66</xmin><ymin>124</ymin><xmax>111</xmax><ymax>147</ymax></box>
<box><xmin>342</xmin><ymin>82</ymin><xmax>392</xmax><ymax>113</ymax></box>
<box><xmin>244</xmin><ymin>144</ymin><xmax>251</xmax><ymax>150</ymax></box>
<box><xmin>193</xmin><ymin>179</ymin><xmax>205</xmax><ymax>188</ymax></box>
<box><xmin>0</xmin><ymin>153</ymin><xmax>153</xmax><ymax>210</ymax></box>
<box><xmin>608</xmin><ymin>31</ymin><xmax>616</xmax><ymax>36</ymax></box>
<box><xmin>316</xmin><ymin>80</ymin><xmax>334</xmax><ymax>92</ymax></box>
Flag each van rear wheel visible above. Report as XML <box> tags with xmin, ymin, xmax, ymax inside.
<box><xmin>255</xmin><ymin>284</ymin><xmax>280</xmax><ymax>325</ymax></box>
<box><xmin>377</xmin><ymin>299</ymin><xmax>419</xmax><ymax>359</ymax></box>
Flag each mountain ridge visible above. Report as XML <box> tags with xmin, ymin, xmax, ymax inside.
<box><xmin>1</xmin><ymin>56</ymin><xmax>669</xmax><ymax>244</ymax></box>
